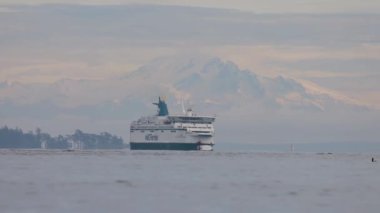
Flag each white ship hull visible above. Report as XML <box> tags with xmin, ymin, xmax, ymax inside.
<box><xmin>130</xmin><ymin>128</ymin><xmax>214</xmax><ymax>151</ymax></box>
<box><xmin>130</xmin><ymin>97</ymin><xmax>216</xmax><ymax>151</ymax></box>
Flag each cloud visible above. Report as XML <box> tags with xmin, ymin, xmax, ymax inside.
<box><xmin>1</xmin><ymin>5</ymin><xmax>379</xmax><ymax>48</ymax></box>
<box><xmin>0</xmin><ymin>6</ymin><xmax>18</xmax><ymax>12</ymax></box>
<box><xmin>1</xmin><ymin>0</ymin><xmax>380</xmax><ymax>13</ymax></box>
<box><xmin>271</xmin><ymin>58</ymin><xmax>380</xmax><ymax>75</ymax></box>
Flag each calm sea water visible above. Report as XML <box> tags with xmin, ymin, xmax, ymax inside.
<box><xmin>1</xmin><ymin>149</ymin><xmax>379</xmax><ymax>213</ymax></box>
<box><xmin>216</xmin><ymin>142</ymin><xmax>380</xmax><ymax>153</ymax></box>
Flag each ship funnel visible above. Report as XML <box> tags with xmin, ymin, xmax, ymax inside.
<box><xmin>153</xmin><ymin>97</ymin><xmax>169</xmax><ymax>116</ymax></box>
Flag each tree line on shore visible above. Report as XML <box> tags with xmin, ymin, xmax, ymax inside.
<box><xmin>0</xmin><ymin>126</ymin><xmax>125</xmax><ymax>149</ymax></box>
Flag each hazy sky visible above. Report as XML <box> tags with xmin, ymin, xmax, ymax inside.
<box><xmin>1</xmin><ymin>0</ymin><xmax>380</xmax><ymax>13</ymax></box>
<box><xmin>1</xmin><ymin>4</ymin><xmax>378</xmax><ymax>102</ymax></box>
<box><xmin>0</xmin><ymin>3</ymin><xmax>379</xmax><ymax>143</ymax></box>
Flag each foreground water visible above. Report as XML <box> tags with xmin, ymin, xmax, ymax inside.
<box><xmin>0</xmin><ymin>149</ymin><xmax>379</xmax><ymax>213</ymax></box>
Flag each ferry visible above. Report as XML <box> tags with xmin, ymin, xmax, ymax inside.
<box><xmin>130</xmin><ymin>97</ymin><xmax>216</xmax><ymax>151</ymax></box>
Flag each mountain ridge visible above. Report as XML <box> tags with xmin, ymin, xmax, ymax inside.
<box><xmin>0</xmin><ymin>55</ymin><xmax>374</xmax><ymax>120</ymax></box>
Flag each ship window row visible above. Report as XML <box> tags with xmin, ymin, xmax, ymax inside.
<box><xmin>132</xmin><ymin>130</ymin><xmax>180</xmax><ymax>133</ymax></box>
<box><xmin>180</xmin><ymin>125</ymin><xmax>211</xmax><ymax>129</ymax></box>
<box><xmin>176</xmin><ymin>122</ymin><xmax>212</xmax><ymax>124</ymax></box>
<box><xmin>177</xmin><ymin>126</ymin><xmax>212</xmax><ymax>129</ymax></box>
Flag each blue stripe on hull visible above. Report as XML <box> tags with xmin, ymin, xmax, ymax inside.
<box><xmin>130</xmin><ymin>142</ymin><xmax>210</xmax><ymax>151</ymax></box>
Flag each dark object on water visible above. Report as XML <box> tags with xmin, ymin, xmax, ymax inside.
<box><xmin>372</xmin><ymin>157</ymin><xmax>376</xmax><ymax>162</ymax></box>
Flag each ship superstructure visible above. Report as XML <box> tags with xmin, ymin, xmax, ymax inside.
<box><xmin>130</xmin><ymin>97</ymin><xmax>215</xmax><ymax>151</ymax></box>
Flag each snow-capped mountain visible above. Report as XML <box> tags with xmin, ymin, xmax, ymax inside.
<box><xmin>0</xmin><ymin>55</ymin><xmax>373</xmax><ymax>121</ymax></box>
<box><xmin>120</xmin><ymin>55</ymin><xmax>372</xmax><ymax>113</ymax></box>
